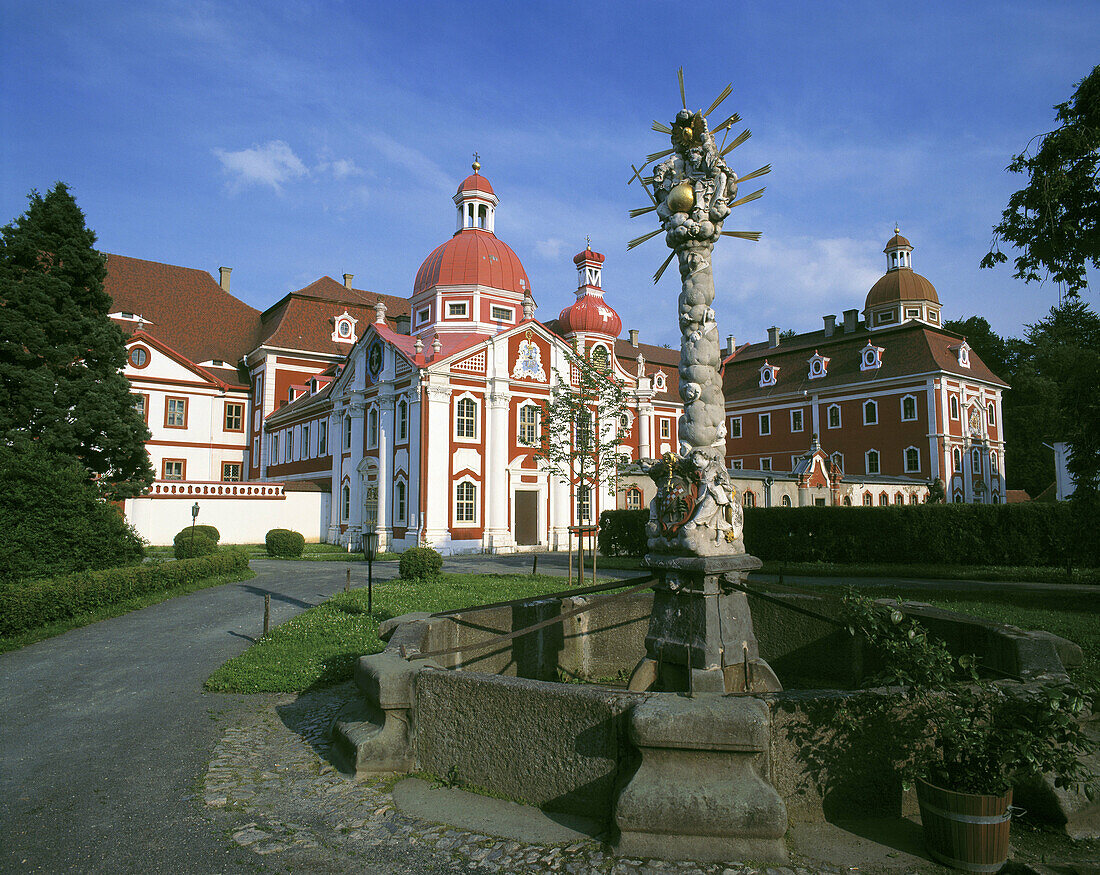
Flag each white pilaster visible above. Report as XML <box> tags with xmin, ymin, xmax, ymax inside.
<box><xmin>638</xmin><ymin>403</ymin><xmax>654</xmax><ymax>459</ymax></box>
<box><xmin>422</xmin><ymin>383</ymin><xmax>452</xmax><ymax>546</ymax></box>
<box><xmin>485</xmin><ymin>387</ymin><xmax>512</xmax><ymax>551</ymax></box>
<box><xmin>375</xmin><ymin>393</ymin><xmax>395</xmax><ymax>549</ymax></box>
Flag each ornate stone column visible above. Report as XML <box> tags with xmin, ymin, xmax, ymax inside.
<box><xmin>638</xmin><ymin>402</ymin><xmax>654</xmax><ymax>460</ymax></box>
<box><xmin>347</xmin><ymin>400</ymin><xmax>366</xmax><ymax>546</ymax></box>
<box><xmin>421</xmin><ymin>383</ymin><xmax>452</xmax><ymax>547</ymax></box>
<box><xmin>375</xmin><ymin>393</ymin><xmax>395</xmax><ymax>550</ymax></box>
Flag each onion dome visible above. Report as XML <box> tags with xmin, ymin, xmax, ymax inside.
<box><xmin>557</xmin><ymin>246</ymin><xmax>622</xmax><ymax>337</ymax></box>
<box><xmin>864</xmin><ymin>229</ymin><xmax>942</xmax><ymax>330</ymax></box>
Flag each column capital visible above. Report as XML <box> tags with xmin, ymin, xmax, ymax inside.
<box><xmin>489</xmin><ymin>392</ymin><xmax>511</xmax><ymax>409</ymax></box>
<box><xmin>425</xmin><ymin>384</ymin><xmax>452</xmax><ymax>400</ymax></box>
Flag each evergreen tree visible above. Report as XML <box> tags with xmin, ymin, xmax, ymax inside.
<box><xmin>981</xmin><ymin>65</ymin><xmax>1099</xmax><ymax>296</ymax></box>
<box><xmin>0</xmin><ymin>183</ymin><xmax>153</xmax><ymax>500</ymax></box>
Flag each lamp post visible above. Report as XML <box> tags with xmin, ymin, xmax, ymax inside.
<box><xmin>190</xmin><ymin>502</ymin><xmax>199</xmax><ymax>553</ymax></box>
<box><xmin>364</xmin><ymin>486</ymin><xmax>379</xmax><ymax>615</ymax></box>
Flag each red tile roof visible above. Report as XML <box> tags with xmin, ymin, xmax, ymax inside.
<box><xmin>413</xmin><ymin>229</ymin><xmax>530</xmax><ymax>296</ymax></box>
<box><xmin>105</xmin><ymin>254</ymin><xmax>260</xmax><ymax>375</ymax></box>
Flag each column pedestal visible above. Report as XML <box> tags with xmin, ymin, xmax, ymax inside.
<box><xmin>628</xmin><ymin>553</ymin><xmax>781</xmax><ymax>694</ymax></box>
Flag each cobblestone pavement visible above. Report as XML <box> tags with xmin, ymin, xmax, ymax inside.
<box><xmin>204</xmin><ymin>683</ymin><xmax>853</xmax><ymax>875</ymax></box>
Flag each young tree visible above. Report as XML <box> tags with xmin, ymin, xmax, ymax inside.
<box><xmin>536</xmin><ymin>344</ymin><xmax>630</xmax><ymax>531</ymax></box>
<box><xmin>981</xmin><ymin>65</ymin><xmax>1099</xmax><ymax>297</ymax></box>
<box><xmin>0</xmin><ymin>183</ymin><xmax>153</xmax><ymax>500</ymax></box>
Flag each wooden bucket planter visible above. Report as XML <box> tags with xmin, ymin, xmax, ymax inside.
<box><xmin>916</xmin><ymin>779</ymin><xmax>1012</xmax><ymax>873</ymax></box>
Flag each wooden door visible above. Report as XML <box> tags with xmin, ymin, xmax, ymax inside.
<box><xmin>514</xmin><ymin>490</ymin><xmax>538</xmax><ymax>546</ymax></box>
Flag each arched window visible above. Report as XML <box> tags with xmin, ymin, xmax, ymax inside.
<box><xmin>827</xmin><ymin>404</ymin><xmax>842</xmax><ymax>429</ymax></box>
<box><xmin>866</xmin><ymin>449</ymin><xmax>880</xmax><ymax>474</ymax></box>
<box><xmin>972</xmin><ymin>447</ymin><xmax>982</xmax><ymax>471</ymax></box>
<box><xmin>397</xmin><ymin>398</ymin><xmax>408</xmax><ymax>442</ymax></box>
<box><xmin>992</xmin><ymin>494</ymin><xmax>1000</xmax><ymax>504</ymax></box>
<box><xmin>518</xmin><ymin>403</ymin><xmax>540</xmax><ymax>446</ymax></box>
<box><xmin>742</xmin><ymin>490</ymin><xmax>756</xmax><ymax>508</ymax></box>
<box><xmin>626</xmin><ymin>487</ymin><xmax>642</xmax><ymax>511</ymax></box>
<box><xmin>368</xmin><ymin>407</ymin><xmax>379</xmax><ymax>448</ymax></box>
<box><xmin>831</xmin><ymin>452</ymin><xmax>844</xmax><ymax>473</ymax></box>
<box><xmin>953</xmin><ymin>447</ymin><xmax>962</xmax><ymax>470</ymax></box>
<box><xmin>987</xmin><ymin>402</ymin><xmax>996</xmax><ymax>427</ymax></box>
<box><xmin>863</xmin><ymin>492</ymin><xmax>873</xmax><ymax>506</ymax></box>
<box><xmin>879</xmin><ymin>492</ymin><xmax>888</xmax><ymax>506</ymax></box>
<box><xmin>901</xmin><ymin>395</ymin><xmax>917</xmax><ymax>421</ymax></box>
<box><xmin>341</xmin><ymin>484</ymin><xmax>350</xmax><ymax>520</ymax></box>
<box><xmin>456</xmin><ymin>396</ymin><xmax>477</xmax><ymax>439</ymax></box>
<box><xmin>455</xmin><ymin>481</ymin><xmax>476</xmax><ymax>523</ymax></box>
<box><xmin>863</xmin><ymin>400</ymin><xmax>878</xmax><ymax>425</ymax></box>
<box><xmin>843</xmin><ymin>496</ymin><xmax>852</xmax><ymax>506</ymax></box>
<box><xmin>905</xmin><ymin>447</ymin><xmax>920</xmax><ymax>473</ymax></box>
<box><xmin>894</xmin><ymin>492</ymin><xmax>904</xmax><ymax>505</ymax></box>
<box><xmin>781</xmin><ymin>494</ymin><xmax>791</xmax><ymax>507</ymax></box>
<box><xmin>950</xmin><ymin>396</ymin><xmax>959</xmax><ymax>420</ymax></box>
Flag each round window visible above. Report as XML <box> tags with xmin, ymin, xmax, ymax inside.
<box><xmin>129</xmin><ymin>347</ymin><xmax>148</xmax><ymax>368</ymax></box>
<box><xmin>338</xmin><ymin>320</ymin><xmax>352</xmax><ymax>338</ymax></box>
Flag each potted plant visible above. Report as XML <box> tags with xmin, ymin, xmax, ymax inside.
<box><xmin>840</xmin><ymin>592</ymin><xmax>1095</xmax><ymax>873</ymax></box>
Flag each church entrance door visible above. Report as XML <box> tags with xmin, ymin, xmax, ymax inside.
<box><xmin>514</xmin><ymin>490</ymin><xmax>538</xmax><ymax>546</ymax></box>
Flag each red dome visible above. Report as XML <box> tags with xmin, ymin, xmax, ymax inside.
<box><xmin>414</xmin><ymin>230</ymin><xmax>530</xmax><ymax>296</ymax></box>
<box><xmin>456</xmin><ymin>173</ymin><xmax>495</xmax><ymax>197</ymax></box>
<box><xmin>573</xmin><ymin>248</ymin><xmax>605</xmax><ymax>266</ymax></box>
<box><xmin>558</xmin><ymin>292</ymin><xmax>622</xmax><ymax>337</ymax></box>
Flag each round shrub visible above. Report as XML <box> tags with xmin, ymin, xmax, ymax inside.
<box><xmin>265</xmin><ymin>528</ymin><xmax>305</xmax><ymax>558</ymax></box>
<box><xmin>174</xmin><ymin>525</ymin><xmax>220</xmax><ymax>544</ymax></box>
<box><xmin>399</xmin><ymin>546</ymin><xmax>443</xmax><ymax>581</ymax></box>
<box><xmin>174</xmin><ymin>531</ymin><xmax>217</xmax><ymax>559</ymax></box>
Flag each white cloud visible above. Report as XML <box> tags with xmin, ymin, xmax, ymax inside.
<box><xmin>317</xmin><ymin>158</ymin><xmax>364</xmax><ymax>179</ymax></box>
<box><xmin>213</xmin><ymin>140</ymin><xmax>308</xmax><ymax>192</ymax></box>
<box><xmin>534</xmin><ymin>237</ymin><xmax>566</xmax><ymax>260</ymax></box>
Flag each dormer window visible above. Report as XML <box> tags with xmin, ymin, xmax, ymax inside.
<box><xmin>807</xmin><ymin>350</ymin><xmax>829</xmax><ymax>379</ymax></box>
<box><xmin>332</xmin><ymin>311</ymin><xmax>358</xmax><ymax>343</ymax></box>
<box><xmin>952</xmin><ymin>341</ymin><xmax>971</xmax><ymax>368</ymax></box>
<box><xmin>860</xmin><ymin>342</ymin><xmax>884</xmax><ymax>371</ymax></box>
<box><xmin>653</xmin><ymin>371</ymin><xmax>667</xmax><ymax>391</ymax></box>
<box><xmin>758</xmin><ymin>361</ymin><xmax>779</xmax><ymax>388</ymax></box>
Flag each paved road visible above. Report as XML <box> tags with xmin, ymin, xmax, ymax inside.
<box><xmin>2</xmin><ymin>554</ymin><xmax>1092</xmax><ymax>873</ymax></box>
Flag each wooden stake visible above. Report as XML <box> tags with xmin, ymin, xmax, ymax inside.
<box><xmin>263</xmin><ymin>593</ymin><xmax>271</xmax><ymax>636</ymax></box>
<box><xmin>345</xmin><ymin>567</ymin><xmax>351</xmax><ymax>593</ymax></box>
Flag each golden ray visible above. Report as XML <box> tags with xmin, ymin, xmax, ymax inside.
<box><xmin>629</xmin><ymin>204</ymin><xmax>658</xmax><ymax>218</ymax></box>
<box><xmin>652</xmin><ymin>120</ymin><xmax>673</xmax><ymax>134</ymax></box>
<box><xmin>736</xmin><ymin>164</ymin><xmax>772</xmax><ymax>183</ymax></box>
<box><xmin>627</xmin><ymin>228</ymin><xmax>663</xmax><ymax>250</ymax></box>
<box><xmin>720</xmin><ymin>129</ymin><xmax>751</xmax><ymax>156</ymax></box>
<box><xmin>646</xmin><ymin>147</ymin><xmax>675</xmax><ymax>163</ymax></box>
<box><xmin>729</xmin><ymin>187</ymin><xmax>765</xmax><ymax>209</ymax></box>
<box><xmin>711</xmin><ymin>112</ymin><xmax>741</xmax><ymax>133</ymax></box>
<box><xmin>629</xmin><ymin>164</ymin><xmax>658</xmax><ymax>205</ymax></box>
<box><xmin>653</xmin><ymin>251</ymin><xmax>676</xmax><ymax>283</ymax></box>
<box><xmin>677</xmin><ymin>67</ymin><xmax>686</xmax><ymax>109</ymax></box>
<box><xmin>704</xmin><ymin>84</ymin><xmax>732</xmax><ymax>118</ymax></box>
<box><xmin>720</xmin><ymin>230</ymin><xmax>763</xmax><ymax>241</ymax></box>
<box><xmin>627</xmin><ymin>162</ymin><xmax>649</xmax><ymax>185</ymax></box>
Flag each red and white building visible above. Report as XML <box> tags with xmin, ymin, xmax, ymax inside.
<box><xmin>721</xmin><ymin>231</ymin><xmax>1010</xmax><ymax>506</ymax></box>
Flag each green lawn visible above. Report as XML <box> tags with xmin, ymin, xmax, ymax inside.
<box><xmin>205</xmin><ymin>571</ymin><xmax>1100</xmax><ymax>695</ymax></box>
<box><xmin>203</xmin><ymin>572</ymin><xmax>607</xmax><ymax>693</ymax></box>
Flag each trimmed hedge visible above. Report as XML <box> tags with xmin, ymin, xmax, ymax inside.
<box><xmin>597</xmin><ymin>504</ymin><xmax>1099</xmax><ymax>567</ymax></box>
<box><xmin>175</xmin><ymin>531</ymin><xmax>217</xmax><ymax>559</ymax></box>
<box><xmin>0</xmin><ymin>549</ymin><xmax>250</xmax><ymax>637</ymax></box>
<box><xmin>174</xmin><ymin>525</ymin><xmax>221</xmax><ymax>545</ymax></box>
<box><xmin>399</xmin><ymin>546</ymin><xmax>443</xmax><ymax>580</ymax></box>
<box><xmin>265</xmin><ymin>529</ymin><xmax>305</xmax><ymax>558</ymax></box>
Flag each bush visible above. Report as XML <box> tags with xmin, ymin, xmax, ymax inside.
<box><xmin>174</xmin><ymin>531</ymin><xmax>217</xmax><ymax>559</ymax></box>
<box><xmin>174</xmin><ymin>525</ymin><xmax>220</xmax><ymax>544</ymax></box>
<box><xmin>596</xmin><ymin>503</ymin><xmax>1099</xmax><ymax>566</ymax></box>
<box><xmin>265</xmin><ymin>528</ymin><xmax>305</xmax><ymax>558</ymax></box>
<box><xmin>0</xmin><ymin>549</ymin><xmax>249</xmax><ymax>637</ymax></box>
<box><xmin>598</xmin><ymin>509</ymin><xmax>650</xmax><ymax>557</ymax></box>
<box><xmin>399</xmin><ymin>546</ymin><xmax>443</xmax><ymax>581</ymax></box>
<box><xmin>0</xmin><ymin>444</ymin><xmax>144</xmax><ymax>584</ymax></box>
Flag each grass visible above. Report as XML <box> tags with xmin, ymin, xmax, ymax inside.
<box><xmin>204</xmin><ymin>572</ymin><xmax>614</xmax><ymax>693</ymax></box>
<box><xmin>206</xmin><ymin>570</ymin><xmax>1100</xmax><ymax>695</ymax></box>
<box><xmin>596</xmin><ymin>555</ymin><xmax>1100</xmax><ymax>585</ymax></box>
<box><xmin>0</xmin><ymin>566</ymin><xmax>256</xmax><ymax>654</ymax></box>
<box><xmin>144</xmin><ymin>542</ymin><xmax>400</xmax><ymax>562</ymax></box>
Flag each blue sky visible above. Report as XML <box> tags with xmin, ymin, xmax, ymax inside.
<box><xmin>2</xmin><ymin>1</ymin><xmax>1096</xmax><ymax>349</ymax></box>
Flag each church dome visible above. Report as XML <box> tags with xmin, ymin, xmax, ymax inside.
<box><xmin>412</xmin><ymin>166</ymin><xmax>531</xmax><ymax>297</ymax></box>
<box><xmin>557</xmin><ymin>247</ymin><xmax>622</xmax><ymax>337</ymax></box>
<box><xmin>413</xmin><ymin>231</ymin><xmax>530</xmax><ymax>296</ymax></box>
<box><xmin>864</xmin><ymin>229</ymin><xmax>940</xmax><ymax>310</ymax></box>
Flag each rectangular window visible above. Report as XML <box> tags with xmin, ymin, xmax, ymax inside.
<box><xmin>901</xmin><ymin>396</ymin><xmax>917</xmax><ymax>421</ymax></box>
<box><xmin>224</xmin><ymin>402</ymin><xmax>244</xmax><ymax>432</ymax></box>
<box><xmin>491</xmin><ymin>305</ymin><xmax>512</xmax><ymax>322</ymax></box>
<box><xmin>344</xmin><ymin>415</ymin><xmax>352</xmax><ymax>450</ymax></box>
<box><xmin>165</xmin><ymin>396</ymin><xmax>188</xmax><ymax>428</ymax></box>
<box><xmin>729</xmin><ymin>417</ymin><xmax>742</xmax><ymax>439</ymax></box>
<box><xmin>318</xmin><ymin>420</ymin><xmax>328</xmax><ymax>455</ymax></box>
<box><xmin>272</xmin><ymin>433</ymin><xmax>279</xmax><ymax>463</ymax></box>
<box><xmin>417</xmin><ymin>307</ymin><xmax>430</xmax><ymax>324</ymax></box>
<box><xmin>518</xmin><ymin>405</ymin><xmax>539</xmax><ymax>445</ymax></box>
<box><xmin>905</xmin><ymin>307</ymin><xmax>921</xmax><ymax>318</ymax></box>
<box><xmin>866</xmin><ymin>451</ymin><xmax>880</xmax><ymax>474</ymax></box>
<box><xmin>162</xmin><ymin>459</ymin><xmax>185</xmax><ymax>480</ymax></box>
<box><xmin>134</xmin><ymin>394</ymin><xmax>149</xmax><ymax>423</ymax></box>
<box><xmin>301</xmin><ymin>423</ymin><xmax>310</xmax><ymax>457</ymax></box>
<box><xmin>447</xmin><ymin>301</ymin><xmax>468</xmax><ymax>318</ymax></box>
<box><xmin>660</xmin><ymin>418</ymin><xmax>670</xmax><ymax>439</ymax></box>
<box><xmin>760</xmin><ymin>457</ymin><xmax>772</xmax><ymax>471</ymax></box>
<box><xmin>577</xmin><ymin>485</ymin><xmax>592</xmax><ymax>523</ymax></box>
<box><xmin>395</xmin><ymin>481</ymin><xmax>407</xmax><ymax>523</ymax></box>
<box><xmin>759</xmin><ymin>413</ymin><xmax>771</xmax><ymax>436</ymax></box>
<box><xmin>828</xmin><ymin>405</ymin><xmax>841</xmax><ymax>428</ymax></box>
<box><xmin>456</xmin><ymin>397</ymin><xmax>477</xmax><ymax>439</ymax></box>
<box><xmin>790</xmin><ymin>409</ymin><xmax>803</xmax><ymax>432</ymax></box>
<box><xmin>222</xmin><ymin>462</ymin><xmax>242</xmax><ymax>482</ymax></box>
<box><xmin>731</xmin><ymin>459</ymin><xmax>744</xmax><ymax>470</ymax></box>
<box><xmin>905</xmin><ymin>447</ymin><xmax>920</xmax><ymax>473</ymax></box>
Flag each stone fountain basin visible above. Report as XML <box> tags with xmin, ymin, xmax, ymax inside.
<box><xmin>330</xmin><ymin>589</ymin><xmax>1084</xmax><ymax>859</ymax></box>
